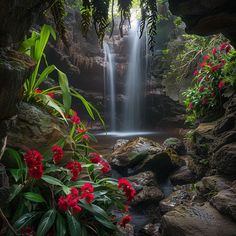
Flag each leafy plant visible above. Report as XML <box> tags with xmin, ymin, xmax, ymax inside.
<box><xmin>183</xmin><ymin>42</ymin><xmax>235</xmax><ymax>123</ymax></box>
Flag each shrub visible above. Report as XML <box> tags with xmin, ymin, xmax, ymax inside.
<box><xmin>183</xmin><ymin>42</ymin><xmax>235</xmax><ymax>123</ymax></box>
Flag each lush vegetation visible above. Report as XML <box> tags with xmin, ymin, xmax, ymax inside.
<box><xmin>1</xmin><ymin>25</ymin><xmax>136</xmax><ymax>236</ymax></box>
<box><xmin>183</xmin><ymin>42</ymin><xmax>236</xmax><ymax>123</ymax></box>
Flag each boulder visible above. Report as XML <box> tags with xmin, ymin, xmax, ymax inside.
<box><xmin>113</xmin><ymin>139</ymin><xmax>129</xmax><ymax>150</ymax></box>
<box><xmin>141</xmin><ymin>223</ymin><xmax>161</xmax><ymax>236</ymax></box>
<box><xmin>127</xmin><ymin>171</ymin><xmax>164</xmax><ymax>206</ymax></box>
<box><xmin>163</xmin><ymin>137</ymin><xmax>186</xmax><ymax>155</ymax></box>
<box><xmin>211</xmin><ymin>187</ymin><xmax>236</xmax><ymax>221</ymax></box>
<box><xmin>170</xmin><ymin>166</ymin><xmax>197</xmax><ymax>186</ymax></box>
<box><xmin>109</xmin><ymin>137</ymin><xmax>174</xmax><ymax>177</ymax></box>
<box><xmin>211</xmin><ymin>143</ymin><xmax>236</xmax><ymax>176</ymax></box>
<box><xmin>161</xmin><ymin>202</ymin><xmax>236</xmax><ymax>236</ymax></box>
<box><xmin>160</xmin><ymin>185</ymin><xmax>194</xmax><ymax>214</ymax></box>
<box><xmin>7</xmin><ymin>102</ymin><xmax>73</xmax><ymax>152</ymax></box>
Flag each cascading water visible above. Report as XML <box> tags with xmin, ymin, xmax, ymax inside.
<box><xmin>123</xmin><ymin>21</ymin><xmax>144</xmax><ymax>131</ymax></box>
<box><xmin>104</xmin><ymin>42</ymin><xmax>116</xmax><ymax>131</ymax></box>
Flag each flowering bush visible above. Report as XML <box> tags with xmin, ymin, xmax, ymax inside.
<box><xmin>183</xmin><ymin>42</ymin><xmax>235</xmax><ymax>123</ymax></box>
<box><xmin>5</xmin><ymin>138</ymin><xmax>136</xmax><ymax>235</ymax></box>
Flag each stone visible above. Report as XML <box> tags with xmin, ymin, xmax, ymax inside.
<box><xmin>163</xmin><ymin>137</ymin><xmax>186</xmax><ymax>155</ymax></box>
<box><xmin>194</xmin><ymin>122</ymin><xmax>216</xmax><ymax>145</ymax></box>
<box><xmin>160</xmin><ymin>185</ymin><xmax>194</xmax><ymax>214</ymax></box>
<box><xmin>109</xmin><ymin>137</ymin><xmax>174</xmax><ymax>177</ymax></box>
<box><xmin>211</xmin><ymin>143</ymin><xmax>236</xmax><ymax>176</ymax></box>
<box><xmin>141</xmin><ymin>223</ymin><xmax>161</xmax><ymax>236</ymax></box>
<box><xmin>7</xmin><ymin>102</ymin><xmax>73</xmax><ymax>152</ymax></box>
<box><xmin>168</xmin><ymin>0</ymin><xmax>236</xmax><ymax>47</ymax></box>
<box><xmin>211</xmin><ymin>187</ymin><xmax>236</xmax><ymax>221</ymax></box>
<box><xmin>113</xmin><ymin>139</ymin><xmax>129</xmax><ymax>150</ymax></box>
<box><xmin>170</xmin><ymin>166</ymin><xmax>197</xmax><ymax>186</ymax></box>
<box><xmin>161</xmin><ymin>202</ymin><xmax>236</xmax><ymax>236</ymax></box>
<box><xmin>118</xmin><ymin>224</ymin><xmax>134</xmax><ymax>236</ymax></box>
<box><xmin>198</xmin><ymin>175</ymin><xmax>232</xmax><ymax>195</ymax></box>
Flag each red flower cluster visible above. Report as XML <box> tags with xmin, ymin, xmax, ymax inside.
<box><xmin>218</xmin><ymin>81</ymin><xmax>225</xmax><ymax>90</ymax></box>
<box><xmin>66</xmin><ymin>160</ymin><xmax>82</xmax><ymax>181</ymax></box>
<box><xmin>90</xmin><ymin>153</ymin><xmax>111</xmax><ymax>174</ymax></box>
<box><xmin>24</xmin><ymin>150</ymin><xmax>44</xmax><ymax>179</ymax></box>
<box><xmin>82</xmin><ymin>134</ymin><xmax>89</xmax><ymax>141</ymax></box>
<box><xmin>81</xmin><ymin>183</ymin><xmax>95</xmax><ymax>203</ymax></box>
<box><xmin>76</xmin><ymin>128</ymin><xmax>87</xmax><ymax>134</ymax></box>
<box><xmin>118</xmin><ymin>179</ymin><xmax>136</xmax><ymax>202</ymax></box>
<box><xmin>47</xmin><ymin>92</ymin><xmax>55</xmax><ymax>98</ymax></box>
<box><xmin>35</xmin><ymin>88</ymin><xmax>42</xmax><ymax>93</ymax></box>
<box><xmin>119</xmin><ymin>215</ymin><xmax>132</xmax><ymax>227</ymax></box>
<box><xmin>70</xmin><ymin>111</ymin><xmax>81</xmax><ymax>125</ymax></box>
<box><xmin>21</xmin><ymin>227</ymin><xmax>35</xmax><ymax>236</ymax></box>
<box><xmin>51</xmin><ymin>145</ymin><xmax>64</xmax><ymax>163</ymax></box>
<box><xmin>58</xmin><ymin>187</ymin><xmax>82</xmax><ymax>214</ymax></box>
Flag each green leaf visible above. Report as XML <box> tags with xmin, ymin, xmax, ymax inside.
<box><xmin>14</xmin><ymin>212</ymin><xmax>41</xmax><ymax>230</ymax></box>
<box><xmin>57</xmin><ymin>69</ymin><xmax>71</xmax><ymax>114</ymax></box>
<box><xmin>9</xmin><ymin>169</ymin><xmax>24</xmax><ymax>182</ymax></box>
<box><xmin>8</xmin><ymin>184</ymin><xmax>24</xmax><ymax>202</ymax></box>
<box><xmin>41</xmin><ymin>175</ymin><xmax>64</xmax><ymax>187</ymax></box>
<box><xmin>36</xmin><ymin>209</ymin><xmax>56</xmax><ymax>236</ymax></box>
<box><xmin>56</xmin><ymin>213</ymin><xmax>67</xmax><ymax>236</ymax></box>
<box><xmin>66</xmin><ymin>213</ymin><xmax>81</xmax><ymax>236</ymax></box>
<box><xmin>6</xmin><ymin>148</ymin><xmax>24</xmax><ymax>169</ymax></box>
<box><xmin>94</xmin><ymin>215</ymin><xmax>117</xmax><ymax>230</ymax></box>
<box><xmin>24</xmin><ymin>192</ymin><xmax>46</xmax><ymax>203</ymax></box>
<box><xmin>79</xmin><ymin>199</ymin><xmax>109</xmax><ymax>219</ymax></box>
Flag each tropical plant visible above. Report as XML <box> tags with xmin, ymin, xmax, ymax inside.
<box><xmin>183</xmin><ymin>42</ymin><xmax>235</xmax><ymax>123</ymax></box>
<box><xmin>2</xmin><ymin>114</ymin><xmax>135</xmax><ymax>235</ymax></box>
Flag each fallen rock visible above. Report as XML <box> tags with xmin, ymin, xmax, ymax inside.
<box><xmin>211</xmin><ymin>143</ymin><xmax>236</xmax><ymax>176</ymax></box>
<box><xmin>141</xmin><ymin>223</ymin><xmax>160</xmax><ymax>236</ymax></box>
<box><xmin>161</xmin><ymin>202</ymin><xmax>236</xmax><ymax>236</ymax></box>
<box><xmin>170</xmin><ymin>166</ymin><xmax>197</xmax><ymax>186</ymax></box>
<box><xmin>163</xmin><ymin>137</ymin><xmax>186</xmax><ymax>155</ymax></box>
<box><xmin>7</xmin><ymin>102</ymin><xmax>73</xmax><ymax>152</ymax></box>
<box><xmin>109</xmin><ymin>137</ymin><xmax>174</xmax><ymax>177</ymax></box>
<box><xmin>211</xmin><ymin>187</ymin><xmax>236</xmax><ymax>221</ymax></box>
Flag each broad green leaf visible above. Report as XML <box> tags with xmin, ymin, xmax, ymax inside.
<box><xmin>41</xmin><ymin>175</ymin><xmax>64</xmax><ymax>187</ymax></box>
<box><xmin>56</xmin><ymin>213</ymin><xmax>67</xmax><ymax>236</ymax></box>
<box><xmin>66</xmin><ymin>213</ymin><xmax>81</xmax><ymax>236</ymax></box>
<box><xmin>94</xmin><ymin>215</ymin><xmax>117</xmax><ymax>230</ymax></box>
<box><xmin>9</xmin><ymin>169</ymin><xmax>24</xmax><ymax>182</ymax></box>
<box><xmin>24</xmin><ymin>192</ymin><xmax>46</xmax><ymax>203</ymax></box>
<box><xmin>57</xmin><ymin>70</ymin><xmax>71</xmax><ymax>114</ymax></box>
<box><xmin>14</xmin><ymin>212</ymin><xmax>41</xmax><ymax>230</ymax></box>
<box><xmin>8</xmin><ymin>184</ymin><xmax>24</xmax><ymax>202</ymax></box>
<box><xmin>79</xmin><ymin>199</ymin><xmax>109</xmax><ymax>219</ymax></box>
<box><xmin>36</xmin><ymin>209</ymin><xmax>56</xmax><ymax>236</ymax></box>
<box><xmin>6</xmin><ymin>148</ymin><xmax>24</xmax><ymax>169</ymax></box>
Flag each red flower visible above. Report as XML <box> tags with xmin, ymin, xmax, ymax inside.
<box><xmin>211</xmin><ymin>92</ymin><xmax>216</xmax><ymax>97</ymax></box>
<box><xmin>35</xmin><ymin>88</ymin><xmax>42</xmax><ymax>94</ymax></box>
<box><xmin>90</xmin><ymin>153</ymin><xmax>102</xmax><ymax>163</ymax></box>
<box><xmin>82</xmin><ymin>134</ymin><xmax>89</xmax><ymax>140</ymax></box>
<box><xmin>118</xmin><ymin>179</ymin><xmax>136</xmax><ymax>202</ymax></box>
<box><xmin>200</xmin><ymin>62</ymin><xmax>207</xmax><ymax>68</ymax></box>
<box><xmin>199</xmin><ymin>86</ymin><xmax>205</xmax><ymax>92</ymax></box>
<box><xmin>76</xmin><ymin>128</ymin><xmax>87</xmax><ymax>134</ymax></box>
<box><xmin>212</xmin><ymin>48</ymin><xmax>217</xmax><ymax>55</ymax></box>
<box><xmin>81</xmin><ymin>193</ymin><xmax>94</xmax><ymax>203</ymax></box>
<box><xmin>211</xmin><ymin>64</ymin><xmax>222</xmax><ymax>72</ymax></box>
<box><xmin>122</xmin><ymin>205</ymin><xmax>129</xmax><ymax>213</ymax></box>
<box><xmin>188</xmin><ymin>102</ymin><xmax>193</xmax><ymax>109</ymax></box>
<box><xmin>70</xmin><ymin>114</ymin><xmax>81</xmax><ymax>125</ymax></box>
<box><xmin>47</xmin><ymin>92</ymin><xmax>55</xmax><ymax>98</ymax></box>
<box><xmin>220</xmin><ymin>42</ymin><xmax>231</xmax><ymax>53</ymax></box>
<box><xmin>66</xmin><ymin>160</ymin><xmax>82</xmax><ymax>181</ymax></box>
<box><xmin>203</xmin><ymin>54</ymin><xmax>210</xmax><ymax>61</ymax></box>
<box><xmin>24</xmin><ymin>150</ymin><xmax>44</xmax><ymax>179</ymax></box>
<box><xmin>197</xmin><ymin>77</ymin><xmax>202</xmax><ymax>82</ymax></box>
<box><xmin>218</xmin><ymin>81</ymin><xmax>225</xmax><ymax>90</ymax></box>
<box><xmin>193</xmin><ymin>70</ymin><xmax>199</xmax><ymax>76</ymax></box>
<box><xmin>100</xmin><ymin>160</ymin><xmax>111</xmax><ymax>174</ymax></box>
<box><xmin>21</xmin><ymin>227</ymin><xmax>35</xmax><ymax>236</ymax></box>
<box><xmin>58</xmin><ymin>187</ymin><xmax>82</xmax><ymax>214</ymax></box>
<box><xmin>81</xmin><ymin>183</ymin><xmax>94</xmax><ymax>193</ymax></box>
<box><xmin>51</xmin><ymin>145</ymin><xmax>64</xmax><ymax>163</ymax></box>
<box><xmin>119</xmin><ymin>215</ymin><xmax>132</xmax><ymax>227</ymax></box>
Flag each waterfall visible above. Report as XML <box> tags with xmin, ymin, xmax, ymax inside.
<box><xmin>104</xmin><ymin>42</ymin><xmax>116</xmax><ymax>131</ymax></box>
<box><xmin>123</xmin><ymin>22</ymin><xmax>144</xmax><ymax>131</ymax></box>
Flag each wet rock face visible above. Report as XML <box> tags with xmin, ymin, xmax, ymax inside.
<box><xmin>163</xmin><ymin>137</ymin><xmax>186</xmax><ymax>155</ymax></box>
<box><xmin>168</xmin><ymin>0</ymin><xmax>236</xmax><ymax>46</ymax></box>
<box><xmin>7</xmin><ymin>102</ymin><xmax>72</xmax><ymax>152</ymax></box>
<box><xmin>161</xmin><ymin>202</ymin><xmax>236</xmax><ymax>236</ymax></box>
<box><xmin>0</xmin><ymin>0</ymin><xmax>47</xmax><ymax>47</ymax></box>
